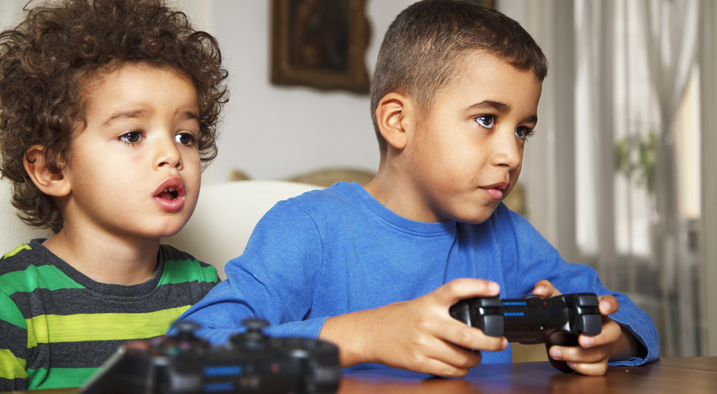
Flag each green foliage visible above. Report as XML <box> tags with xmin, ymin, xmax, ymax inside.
<box><xmin>614</xmin><ymin>132</ymin><xmax>657</xmax><ymax>195</ymax></box>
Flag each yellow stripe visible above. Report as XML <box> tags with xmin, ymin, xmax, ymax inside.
<box><xmin>0</xmin><ymin>348</ymin><xmax>27</xmax><ymax>380</ymax></box>
<box><xmin>2</xmin><ymin>244</ymin><xmax>31</xmax><ymax>259</ymax></box>
<box><xmin>26</xmin><ymin>305</ymin><xmax>191</xmax><ymax>345</ymax></box>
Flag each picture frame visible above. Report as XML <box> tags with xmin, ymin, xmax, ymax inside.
<box><xmin>461</xmin><ymin>0</ymin><xmax>495</xmax><ymax>7</ymax></box>
<box><xmin>270</xmin><ymin>0</ymin><xmax>370</xmax><ymax>94</ymax></box>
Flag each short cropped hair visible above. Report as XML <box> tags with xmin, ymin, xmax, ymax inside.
<box><xmin>0</xmin><ymin>0</ymin><xmax>229</xmax><ymax>233</ymax></box>
<box><xmin>370</xmin><ymin>0</ymin><xmax>548</xmax><ymax>152</ymax></box>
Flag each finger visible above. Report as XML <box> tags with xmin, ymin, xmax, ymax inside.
<box><xmin>434</xmin><ymin>278</ymin><xmax>500</xmax><ymax>306</ymax></box>
<box><xmin>550</xmin><ymin>344</ymin><xmax>612</xmax><ymax>365</ymax></box>
<box><xmin>566</xmin><ymin>360</ymin><xmax>609</xmax><ymax>376</ymax></box>
<box><xmin>405</xmin><ymin>343</ymin><xmax>483</xmax><ymax>377</ymax></box>
<box><xmin>532</xmin><ymin>279</ymin><xmax>561</xmax><ymax>298</ymax></box>
<box><xmin>579</xmin><ymin>318</ymin><xmax>622</xmax><ymax>348</ymax></box>
<box><xmin>597</xmin><ymin>295</ymin><xmax>619</xmax><ymax>315</ymax></box>
<box><xmin>442</xmin><ymin>321</ymin><xmax>508</xmax><ymax>352</ymax></box>
<box><xmin>431</xmin><ymin>341</ymin><xmax>483</xmax><ymax>370</ymax></box>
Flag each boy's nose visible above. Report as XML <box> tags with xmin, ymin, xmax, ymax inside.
<box><xmin>154</xmin><ymin>136</ymin><xmax>183</xmax><ymax>170</ymax></box>
<box><xmin>491</xmin><ymin>130</ymin><xmax>522</xmax><ymax>170</ymax></box>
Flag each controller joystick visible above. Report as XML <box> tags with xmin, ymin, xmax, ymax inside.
<box><xmin>449</xmin><ymin>293</ymin><xmax>602</xmax><ymax>373</ymax></box>
<box><xmin>80</xmin><ymin>319</ymin><xmax>341</xmax><ymax>394</ymax></box>
<box><xmin>233</xmin><ymin>319</ymin><xmax>271</xmax><ymax>351</ymax></box>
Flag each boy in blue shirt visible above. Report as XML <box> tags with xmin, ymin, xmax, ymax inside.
<box><xmin>0</xmin><ymin>0</ymin><xmax>228</xmax><ymax>390</ymax></box>
<box><xmin>175</xmin><ymin>0</ymin><xmax>659</xmax><ymax>377</ymax></box>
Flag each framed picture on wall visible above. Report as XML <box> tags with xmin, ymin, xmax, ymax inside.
<box><xmin>461</xmin><ymin>0</ymin><xmax>495</xmax><ymax>7</ymax></box>
<box><xmin>270</xmin><ymin>0</ymin><xmax>370</xmax><ymax>94</ymax></box>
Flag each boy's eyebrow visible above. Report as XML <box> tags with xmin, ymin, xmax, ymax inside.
<box><xmin>103</xmin><ymin>109</ymin><xmax>148</xmax><ymax>126</ymax></box>
<box><xmin>103</xmin><ymin>109</ymin><xmax>200</xmax><ymax>126</ymax></box>
<box><xmin>466</xmin><ymin>100</ymin><xmax>538</xmax><ymax>124</ymax></box>
<box><xmin>467</xmin><ymin>100</ymin><xmax>510</xmax><ymax>113</ymax></box>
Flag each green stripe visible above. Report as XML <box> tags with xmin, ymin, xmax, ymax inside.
<box><xmin>0</xmin><ymin>294</ymin><xmax>26</xmax><ymax>328</ymax></box>
<box><xmin>0</xmin><ymin>265</ymin><xmax>82</xmax><ymax>296</ymax></box>
<box><xmin>27</xmin><ymin>366</ymin><xmax>99</xmax><ymax>390</ymax></box>
<box><xmin>2</xmin><ymin>244</ymin><xmax>31</xmax><ymax>259</ymax></box>
<box><xmin>159</xmin><ymin>259</ymin><xmax>218</xmax><ymax>285</ymax></box>
<box><xmin>26</xmin><ymin>305</ymin><xmax>191</xmax><ymax>345</ymax></box>
<box><xmin>0</xmin><ymin>348</ymin><xmax>27</xmax><ymax>380</ymax></box>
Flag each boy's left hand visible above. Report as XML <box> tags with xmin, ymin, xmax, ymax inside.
<box><xmin>532</xmin><ymin>280</ymin><xmax>646</xmax><ymax>376</ymax></box>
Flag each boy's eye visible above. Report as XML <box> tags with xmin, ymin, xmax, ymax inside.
<box><xmin>119</xmin><ymin>131</ymin><xmax>142</xmax><ymax>143</ymax></box>
<box><xmin>515</xmin><ymin>127</ymin><xmax>535</xmax><ymax>140</ymax></box>
<box><xmin>475</xmin><ymin>115</ymin><xmax>495</xmax><ymax>129</ymax></box>
<box><xmin>175</xmin><ymin>132</ymin><xmax>197</xmax><ymax>146</ymax></box>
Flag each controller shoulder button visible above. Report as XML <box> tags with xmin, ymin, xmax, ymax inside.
<box><xmin>478</xmin><ymin>296</ymin><xmax>503</xmax><ymax>308</ymax></box>
<box><xmin>481</xmin><ymin>315</ymin><xmax>505</xmax><ymax>337</ymax></box>
<box><xmin>576</xmin><ymin>294</ymin><xmax>599</xmax><ymax>307</ymax></box>
<box><xmin>578</xmin><ymin>314</ymin><xmax>602</xmax><ymax>335</ymax></box>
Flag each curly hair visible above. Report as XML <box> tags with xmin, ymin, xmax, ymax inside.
<box><xmin>370</xmin><ymin>0</ymin><xmax>547</xmax><ymax>153</ymax></box>
<box><xmin>0</xmin><ymin>0</ymin><xmax>229</xmax><ymax>233</ymax></box>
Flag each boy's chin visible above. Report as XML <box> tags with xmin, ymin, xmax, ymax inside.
<box><xmin>451</xmin><ymin>210</ymin><xmax>497</xmax><ymax>225</ymax></box>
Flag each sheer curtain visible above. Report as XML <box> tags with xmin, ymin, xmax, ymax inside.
<box><xmin>521</xmin><ymin>0</ymin><xmax>706</xmax><ymax>357</ymax></box>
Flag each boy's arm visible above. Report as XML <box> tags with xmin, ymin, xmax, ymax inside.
<box><xmin>501</xmin><ymin>207</ymin><xmax>660</xmax><ymax>367</ymax></box>
<box><xmin>319</xmin><ymin>278</ymin><xmax>507</xmax><ymax>378</ymax></box>
<box><xmin>171</xmin><ymin>200</ymin><xmax>331</xmax><ymax>342</ymax></box>
<box><xmin>0</xmin><ymin>293</ymin><xmax>28</xmax><ymax>391</ymax></box>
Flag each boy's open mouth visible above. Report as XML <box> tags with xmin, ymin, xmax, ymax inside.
<box><xmin>153</xmin><ymin>177</ymin><xmax>186</xmax><ymax>212</ymax></box>
<box><xmin>158</xmin><ymin>187</ymin><xmax>179</xmax><ymax>200</ymax></box>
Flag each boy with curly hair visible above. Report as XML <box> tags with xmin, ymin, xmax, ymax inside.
<box><xmin>176</xmin><ymin>0</ymin><xmax>659</xmax><ymax>377</ymax></box>
<box><xmin>0</xmin><ymin>0</ymin><xmax>228</xmax><ymax>390</ymax></box>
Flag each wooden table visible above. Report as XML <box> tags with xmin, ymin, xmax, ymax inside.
<box><xmin>339</xmin><ymin>357</ymin><xmax>717</xmax><ymax>394</ymax></box>
<box><xmin>12</xmin><ymin>357</ymin><xmax>717</xmax><ymax>394</ymax></box>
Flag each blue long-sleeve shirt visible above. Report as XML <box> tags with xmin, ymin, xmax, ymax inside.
<box><xmin>173</xmin><ymin>182</ymin><xmax>659</xmax><ymax>369</ymax></box>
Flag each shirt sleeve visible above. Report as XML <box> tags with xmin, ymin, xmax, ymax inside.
<box><xmin>0</xmin><ymin>291</ymin><xmax>28</xmax><ymax>391</ymax></box>
<box><xmin>497</xmin><ymin>205</ymin><xmax>660</xmax><ymax>366</ymax></box>
<box><xmin>170</xmin><ymin>199</ymin><xmax>327</xmax><ymax>344</ymax></box>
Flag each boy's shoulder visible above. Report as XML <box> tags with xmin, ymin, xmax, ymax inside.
<box><xmin>0</xmin><ymin>239</ymin><xmax>50</xmax><ymax>275</ymax></box>
<box><xmin>0</xmin><ymin>239</ymin><xmax>74</xmax><ymax>302</ymax></box>
<box><xmin>273</xmin><ymin>181</ymin><xmax>359</xmax><ymax>215</ymax></box>
<box><xmin>158</xmin><ymin>243</ymin><xmax>219</xmax><ymax>284</ymax></box>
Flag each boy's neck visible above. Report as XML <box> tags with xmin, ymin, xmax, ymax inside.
<box><xmin>364</xmin><ymin>161</ymin><xmax>445</xmax><ymax>223</ymax></box>
<box><xmin>43</xmin><ymin>229</ymin><xmax>160</xmax><ymax>286</ymax></box>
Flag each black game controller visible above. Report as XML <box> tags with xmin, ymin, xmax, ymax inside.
<box><xmin>449</xmin><ymin>293</ymin><xmax>602</xmax><ymax>373</ymax></box>
<box><xmin>80</xmin><ymin>319</ymin><xmax>341</xmax><ymax>394</ymax></box>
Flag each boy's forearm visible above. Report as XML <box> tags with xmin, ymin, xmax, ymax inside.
<box><xmin>609</xmin><ymin>325</ymin><xmax>648</xmax><ymax>362</ymax></box>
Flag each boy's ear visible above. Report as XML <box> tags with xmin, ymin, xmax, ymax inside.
<box><xmin>23</xmin><ymin>146</ymin><xmax>71</xmax><ymax>197</ymax></box>
<box><xmin>375</xmin><ymin>92</ymin><xmax>415</xmax><ymax>150</ymax></box>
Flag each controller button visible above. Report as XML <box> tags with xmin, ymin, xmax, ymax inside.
<box><xmin>480</xmin><ymin>315</ymin><xmax>505</xmax><ymax>337</ymax></box>
<box><xmin>578</xmin><ymin>314</ymin><xmax>602</xmax><ymax>335</ymax></box>
<box><xmin>576</xmin><ymin>295</ymin><xmax>599</xmax><ymax>307</ymax></box>
<box><xmin>479</xmin><ymin>297</ymin><xmax>503</xmax><ymax>307</ymax></box>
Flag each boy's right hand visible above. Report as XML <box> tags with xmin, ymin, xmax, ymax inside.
<box><xmin>318</xmin><ymin>278</ymin><xmax>507</xmax><ymax>377</ymax></box>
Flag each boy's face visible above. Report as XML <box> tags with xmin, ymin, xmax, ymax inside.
<box><xmin>63</xmin><ymin>63</ymin><xmax>201</xmax><ymax>240</ymax></box>
<box><xmin>403</xmin><ymin>52</ymin><xmax>542</xmax><ymax>224</ymax></box>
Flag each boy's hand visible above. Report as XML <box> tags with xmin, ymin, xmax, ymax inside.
<box><xmin>319</xmin><ymin>278</ymin><xmax>508</xmax><ymax>377</ymax></box>
<box><xmin>532</xmin><ymin>281</ymin><xmax>647</xmax><ymax>376</ymax></box>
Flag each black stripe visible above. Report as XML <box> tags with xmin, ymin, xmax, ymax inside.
<box><xmin>47</xmin><ymin>340</ymin><xmax>135</xmax><ymax>369</ymax></box>
<box><xmin>0</xmin><ymin>247</ymin><xmax>52</xmax><ymax>274</ymax></box>
<box><xmin>0</xmin><ymin>319</ymin><xmax>26</xmax><ymax>356</ymax></box>
<box><xmin>27</xmin><ymin>338</ymin><xmax>165</xmax><ymax>370</ymax></box>
<box><xmin>0</xmin><ymin>377</ymin><xmax>27</xmax><ymax>392</ymax></box>
<box><xmin>10</xmin><ymin>281</ymin><xmax>216</xmax><ymax>318</ymax></box>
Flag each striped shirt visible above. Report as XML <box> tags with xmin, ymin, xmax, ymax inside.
<box><xmin>0</xmin><ymin>239</ymin><xmax>218</xmax><ymax>391</ymax></box>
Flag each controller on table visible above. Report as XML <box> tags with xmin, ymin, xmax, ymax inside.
<box><xmin>80</xmin><ymin>319</ymin><xmax>341</xmax><ymax>394</ymax></box>
<box><xmin>449</xmin><ymin>293</ymin><xmax>602</xmax><ymax>373</ymax></box>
